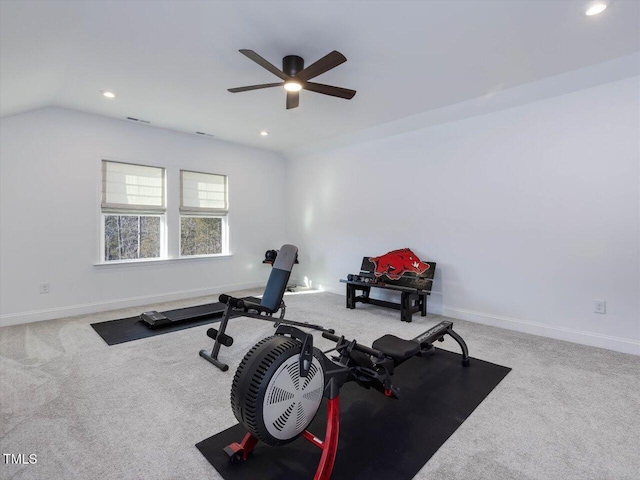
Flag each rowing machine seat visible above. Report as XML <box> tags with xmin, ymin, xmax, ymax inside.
<box><xmin>372</xmin><ymin>335</ymin><xmax>420</xmax><ymax>363</ymax></box>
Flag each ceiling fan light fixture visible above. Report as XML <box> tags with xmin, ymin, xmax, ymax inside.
<box><xmin>101</xmin><ymin>90</ymin><xmax>116</xmax><ymax>98</ymax></box>
<box><xmin>284</xmin><ymin>81</ymin><xmax>302</xmax><ymax>92</ymax></box>
<box><xmin>585</xmin><ymin>1</ymin><xmax>607</xmax><ymax>15</ymax></box>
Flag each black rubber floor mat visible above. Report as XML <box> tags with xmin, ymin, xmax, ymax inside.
<box><xmin>196</xmin><ymin>348</ymin><xmax>511</xmax><ymax>480</ymax></box>
<box><xmin>91</xmin><ymin>302</ymin><xmax>231</xmax><ymax>345</ymax></box>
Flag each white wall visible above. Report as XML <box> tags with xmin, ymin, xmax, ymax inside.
<box><xmin>287</xmin><ymin>76</ymin><xmax>640</xmax><ymax>355</ymax></box>
<box><xmin>0</xmin><ymin>107</ymin><xmax>288</xmax><ymax>325</ymax></box>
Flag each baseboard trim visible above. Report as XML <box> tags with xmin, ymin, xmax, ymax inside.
<box><xmin>321</xmin><ymin>285</ymin><xmax>638</xmax><ymax>355</ymax></box>
<box><xmin>429</xmin><ymin>304</ymin><xmax>640</xmax><ymax>356</ymax></box>
<box><xmin>0</xmin><ymin>281</ymin><xmax>264</xmax><ymax>327</ymax></box>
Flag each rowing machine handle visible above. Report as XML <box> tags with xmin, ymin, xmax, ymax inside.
<box><xmin>322</xmin><ymin>331</ymin><xmax>340</xmax><ymax>342</ymax></box>
<box><xmin>322</xmin><ymin>331</ymin><xmax>384</xmax><ymax>358</ymax></box>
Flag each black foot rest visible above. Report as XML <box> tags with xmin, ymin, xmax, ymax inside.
<box><xmin>372</xmin><ymin>335</ymin><xmax>420</xmax><ymax>362</ymax></box>
<box><xmin>207</xmin><ymin>328</ymin><xmax>234</xmax><ymax>347</ymax></box>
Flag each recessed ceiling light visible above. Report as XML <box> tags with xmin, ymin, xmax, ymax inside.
<box><xmin>260</xmin><ymin>130</ymin><xmax>269</xmax><ymax>136</ymax></box>
<box><xmin>284</xmin><ymin>82</ymin><xmax>302</xmax><ymax>92</ymax></box>
<box><xmin>585</xmin><ymin>2</ymin><xmax>607</xmax><ymax>16</ymax></box>
<box><xmin>101</xmin><ymin>90</ymin><xmax>116</xmax><ymax>98</ymax></box>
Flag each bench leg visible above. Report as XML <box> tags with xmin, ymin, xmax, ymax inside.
<box><xmin>400</xmin><ymin>292</ymin><xmax>412</xmax><ymax>322</ymax></box>
<box><xmin>199</xmin><ymin>303</ymin><xmax>234</xmax><ymax>371</ymax></box>
<box><xmin>346</xmin><ymin>284</ymin><xmax>356</xmax><ymax>309</ymax></box>
<box><xmin>421</xmin><ymin>294</ymin><xmax>427</xmax><ymax>316</ymax></box>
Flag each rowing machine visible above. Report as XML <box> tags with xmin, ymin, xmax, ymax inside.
<box><xmin>222</xmin><ymin>321</ymin><xmax>469</xmax><ymax>479</ymax></box>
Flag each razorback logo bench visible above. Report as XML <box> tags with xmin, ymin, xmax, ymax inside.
<box><xmin>340</xmin><ymin>248</ymin><xmax>435</xmax><ymax>322</ymax></box>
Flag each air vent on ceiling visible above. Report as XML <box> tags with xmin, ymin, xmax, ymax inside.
<box><xmin>126</xmin><ymin>117</ymin><xmax>151</xmax><ymax>124</ymax></box>
<box><xmin>196</xmin><ymin>131</ymin><xmax>215</xmax><ymax>137</ymax></box>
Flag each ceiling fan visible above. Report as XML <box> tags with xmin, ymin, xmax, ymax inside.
<box><xmin>228</xmin><ymin>49</ymin><xmax>356</xmax><ymax>109</ymax></box>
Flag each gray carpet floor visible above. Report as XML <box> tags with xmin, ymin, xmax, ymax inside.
<box><xmin>1</xmin><ymin>289</ymin><xmax>638</xmax><ymax>480</ymax></box>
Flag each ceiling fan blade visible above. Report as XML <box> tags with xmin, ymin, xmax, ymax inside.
<box><xmin>239</xmin><ymin>49</ymin><xmax>290</xmax><ymax>81</ymax></box>
<box><xmin>295</xmin><ymin>51</ymin><xmax>347</xmax><ymax>82</ymax></box>
<box><xmin>286</xmin><ymin>91</ymin><xmax>299</xmax><ymax>109</ymax></box>
<box><xmin>303</xmin><ymin>82</ymin><xmax>356</xmax><ymax>99</ymax></box>
<box><xmin>228</xmin><ymin>82</ymin><xmax>284</xmax><ymax>93</ymax></box>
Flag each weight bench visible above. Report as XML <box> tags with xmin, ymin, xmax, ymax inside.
<box><xmin>199</xmin><ymin>244</ymin><xmax>333</xmax><ymax>371</ymax></box>
<box><xmin>341</xmin><ymin>251</ymin><xmax>436</xmax><ymax>322</ymax></box>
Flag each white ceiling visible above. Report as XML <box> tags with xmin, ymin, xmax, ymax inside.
<box><xmin>1</xmin><ymin>0</ymin><xmax>638</xmax><ymax>154</ymax></box>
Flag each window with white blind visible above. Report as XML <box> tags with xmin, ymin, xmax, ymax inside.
<box><xmin>180</xmin><ymin>170</ymin><xmax>228</xmax><ymax>256</ymax></box>
<box><xmin>101</xmin><ymin>160</ymin><xmax>166</xmax><ymax>262</ymax></box>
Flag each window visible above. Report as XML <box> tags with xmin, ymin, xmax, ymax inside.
<box><xmin>180</xmin><ymin>170</ymin><xmax>228</xmax><ymax>256</ymax></box>
<box><xmin>101</xmin><ymin>160</ymin><xmax>166</xmax><ymax>262</ymax></box>
<box><xmin>98</xmin><ymin>163</ymin><xmax>228</xmax><ymax>263</ymax></box>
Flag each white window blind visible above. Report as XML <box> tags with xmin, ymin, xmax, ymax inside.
<box><xmin>180</xmin><ymin>170</ymin><xmax>228</xmax><ymax>214</ymax></box>
<box><xmin>102</xmin><ymin>161</ymin><xmax>165</xmax><ymax>212</ymax></box>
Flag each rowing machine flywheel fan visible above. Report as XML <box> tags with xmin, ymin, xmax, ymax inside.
<box><xmin>230</xmin><ymin>335</ymin><xmax>325</xmax><ymax>445</ymax></box>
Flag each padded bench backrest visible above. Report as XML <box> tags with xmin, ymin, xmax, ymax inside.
<box><xmin>260</xmin><ymin>244</ymin><xmax>298</xmax><ymax>313</ymax></box>
<box><xmin>360</xmin><ymin>256</ymin><xmax>435</xmax><ymax>292</ymax></box>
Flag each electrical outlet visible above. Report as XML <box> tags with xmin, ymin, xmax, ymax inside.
<box><xmin>594</xmin><ymin>300</ymin><xmax>606</xmax><ymax>314</ymax></box>
<box><xmin>39</xmin><ymin>283</ymin><xmax>49</xmax><ymax>294</ymax></box>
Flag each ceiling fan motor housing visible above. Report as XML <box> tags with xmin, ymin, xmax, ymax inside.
<box><xmin>283</xmin><ymin>55</ymin><xmax>304</xmax><ymax>77</ymax></box>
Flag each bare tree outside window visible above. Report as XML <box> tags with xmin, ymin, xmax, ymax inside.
<box><xmin>180</xmin><ymin>217</ymin><xmax>222</xmax><ymax>256</ymax></box>
<box><xmin>105</xmin><ymin>215</ymin><xmax>161</xmax><ymax>261</ymax></box>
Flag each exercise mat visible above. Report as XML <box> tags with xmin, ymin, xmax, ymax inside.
<box><xmin>196</xmin><ymin>348</ymin><xmax>511</xmax><ymax>480</ymax></box>
<box><xmin>91</xmin><ymin>302</ymin><xmax>232</xmax><ymax>345</ymax></box>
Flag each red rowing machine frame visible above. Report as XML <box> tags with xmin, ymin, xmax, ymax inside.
<box><xmin>224</xmin><ymin>396</ymin><xmax>340</xmax><ymax>480</ymax></box>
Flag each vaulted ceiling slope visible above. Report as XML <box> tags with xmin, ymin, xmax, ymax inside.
<box><xmin>1</xmin><ymin>0</ymin><xmax>638</xmax><ymax>154</ymax></box>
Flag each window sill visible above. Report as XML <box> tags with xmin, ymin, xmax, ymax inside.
<box><xmin>94</xmin><ymin>253</ymin><xmax>233</xmax><ymax>267</ymax></box>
